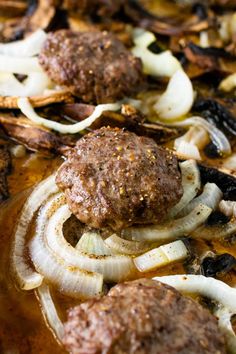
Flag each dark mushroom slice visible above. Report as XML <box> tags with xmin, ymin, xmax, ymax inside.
<box><xmin>0</xmin><ymin>115</ymin><xmax>76</xmax><ymax>154</ymax></box>
<box><xmin>60</xmin><ymin>103</ymin><xmax>182</xmax><ymax>143</ymax></box>
<box><xmin>201</xmin><ymin>253</ymin><xmax>236</xmax><ymax>278</ymax></box>
<box><xmin>61</xmin><ymin>0</ymin><xmax>124</xmax><ymax>17</ymax></box>
<box><xmin>198</xmin><ymin>163</ymin><xmax>236</xmax><ymax>200</ymax></box>
<box><xmin>0</xmin><ymin>143</ymin><xmax>11</xmax><ymax>202</ymax></box>
<box><xmin>39</xmin><ymin>30</ymin><xmax>145</xmax><ymax>104</ymax></box>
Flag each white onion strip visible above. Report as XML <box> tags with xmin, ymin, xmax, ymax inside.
<box><xmin>0</xmin><ymin>30</ymin><xmax>47</xmax><ymax>57</ymax></box>
<box><xmin>168</xmin><ymin>160</ymin><xmax>200</xmax><ymax>218</ymax></box>
<box><xmin>179</xmin><ymin>183</ymin><xmax>223</xmax><ymax>217</ymax></box>
<box><xmin>104</xmin><ymin>234</ymin><xmax>150</xmax><ymax>255</ymax></box>
<box><xmin>215</xmin><ymin>306</ymin><xmax>236</xmax><ymax>353</ymax></box>
<box><xmin>170</xmin><ymin>116</ymin><xmax>231</xmax><ymax>155</ymax></box>
<box><xmin>122</xmin><ymin>204</ymin><xmax>212</xmax><ymax>242</ymax></box>
<box><xmin>154</xmin><ymin>274</ymin><xmax>236</xmax><ymax>312</ymax></box>
<box><xmin>12</xmin><ymin>174</ymin><xmax>59</xmax><ymax>290</ymax></box>
<box><xmin>153</xmin><ymin>70</ymin><xmax>194</xmax><ymax>120</ymax></box>
<box><xmin>0</xmin><ymin>72</ymin><xmax>50</xmax><ymax>97</ymax></box>
<box><xmin>18</xmin><ymin>97</ymin><xmax>121</xmax><ymax>134</ymax></box>
<box><xmin>30</xmin><ymin>194</ymin><xmax>103</xmax><ymax>298</ymax></box>
<box><xmin>191</xmin><ymin>220</ymin><xmax>236</xmax><ymax>240</ymax></box>
<box><xmin>77</xmin><ymin>231</ymin><xmax>114</xmax><ymax>256</ymax></box>
<box><xmin>45</xmin><ymin>204</ymin><xmax>134</xmax><ymax>282</ymax></box>
<box><xmin>132</xmin><ymin>28</ymin><xmax>181</xmax><ymax>77</ymax></box>
<box><xmin>36</xmin><ymin>283</ymin><xmax>64</xmax><ymax>342</ymax></box>
<box><xmin>219</xmin><ymin>200</ymin><xmax>236</xmax><ymax>218</ymax></box>
<box><xmin>134</xmin><ymin>240</ymin><xmax>188</xmax><ymax>272</ymax></box>
<box><xmin>0</xmin><ymin>55</ymin><xmax>43</xmax><ymax>75</ymax></box>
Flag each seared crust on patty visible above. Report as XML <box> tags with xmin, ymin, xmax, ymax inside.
<box><xmin>63</xmin><ymin>278</ymin><xmax>226</xmax><ymax>354</ymax></box>
<box><xmin>56</xmin><ymin>127</ymin><xmax>183</xmax><ymax>231</ymax></box>
<box><xmin>39</xmin><ymin>30</ymin><xmax>144</xmax><ymax>104</ymax></box>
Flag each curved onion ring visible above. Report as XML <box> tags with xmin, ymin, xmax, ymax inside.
<box><xmin>191</xmin><ymin>219</ymin><xmax>236</xmax><ymax>240</ymax></box>
<box><xmin>0</xmin><ymin>30</ymin><xmax>47</xmax><ymax>57</ymax></box>
<box><xmin>45</xmin><ymin>204</ymin><xmax>135</xmax><ymax>282</ymax></box>
<box><xmin>153</xmin><ymin>70</ymin><xmax>194</xmax><ymax>120</ymax></box>
<box><xmin>30</xmin><ymin>194</ymin><xmax>103</xmax><ymax>298</ymax></box>
<box><xmin>18</xmin><ymin>97</ymin><xmax>121</xmax><ymax>134</ymax></box>
<box><xmin>154</xmin><ymin>274</ymin><xmax>236</xmax><ymax>312</ymax></box>
<box><xmin>12</xmin><ymin>174</ymin><xmax>59</xmax><ymax>290</ymax></box>
<box><xmin>168</xmin><ymin>159</ymin><xmax>200</xmax><ymax>218</ymax></box>
<box><xmin>123</xmin><ymin>204</ymin><xmax>212</xmax><ymax>242</ymax></box>
<box><xmin>179</xmin><ymin>183</ymin><xmax>223</xmax><ymax>217</ymax></box>
<box><xmin>36</xmin><ymin>283</ymin><xmax>64</xmax><ymax>342</ymax></box>
<box><xmin>104</xmin><ymin>234</ymin><xmax>150</xmax><ymax>255</ymax></box>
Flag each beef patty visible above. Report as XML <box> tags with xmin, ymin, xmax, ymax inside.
<box><xmin>63</xmin><ymin>278</ymin><xmax>226</xmax><ymax>354</ymax></box>
<box><xmin>39</xmin><ymin>30</ymin><xmax>144</xmax><ymax>104</ymax></box>
<box><xmin>56</xmin><ymin>127</ymin><xmax>183</xmax><ymax>231</ymax></box>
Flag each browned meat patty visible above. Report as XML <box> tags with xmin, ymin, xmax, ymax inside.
<box><xmin>56</xmin><ymin>127</ymin><xmax>183</xmax><ymax>231</ymax></box>
<box><xmin>62</xmin><ymin>0</ymin><xmax>124</xmax><ymax>16</ymax></box>
<box><xmin>39</xmin><ymin>30</ymin><xmax>144</xmax><ymax>104</ymax></box>
<box><xmin>63</xmin><ymin>278</ymin><xmax>226</xmax><ymax>354</ymax></box>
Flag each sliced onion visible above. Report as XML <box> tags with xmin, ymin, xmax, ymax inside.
<box><xmin>76</xmin><ymin>231</ymin><xmax>113</xmax><ymax>256</ymax></box>
<box><xmin>170</xmin><ymin>116</ymin><xmax>231</xmax><ymax>156</ymax></box>
<box><xmin>199</xmin><ymin>31</ymin><xmax>210</xmax><ymax>48</ymax></box>
<box><xmin>215</xmin><ymin>306</ymin><xmax>236</xmax><ymax>353</ymax></box>
<box><xmin>12</xmin><ymin>174</ymin><xmax>59</xmax><ymax>290</ymax></box>
<box><xmin>134</xmin><ymin>240</ymin><xmax>188</xmax><ymax>272</ymax></box>
<box><xmin>18</xmin><ymin>97</ymin><xmax>121</xmax><ymax>134</ymax></box>
<box><xmin>0</xmin><ymin>72</ymin><xmax>50</xmax><ymax>97</ymax></box>
<box><xmin>104</xmin><ymin>234</ymin><xmax>150</xmax><ymax>255</ymax></box>
<box><xmin>175</xmin><ymin>141</ymin><xmax>201</xmax><ymax>160</ymax></box>
<box><xmin>153</xmin><ymin>70</ymin><xmax>194</xmax><ymax>120</ymax></box>
<box><xmin>45</xmin><ymin>204</ymin><xmax>134</xmax><ymax>282</ymax></box>
<box><xmin>179</xmin><ymin>183</ymin><xmax>223</xmax><ymax>217</ymax></box>
<box><xmin>30</xmin><ymin>194</ymin><xmax>103</xmax><ymax>298</ymax></box>
<box><xmin>0</xmin><ymin>30</ymin><xmax>47</xmax><ymax>57</ymax></box>
<box><xmin>174</xmin><ymin>125</ymin><xmax>210</xmax><ymax>160</ymax></box>
<box><xmin>222</xmin><ymin>153</ymin><xmax>236</xmax><ymax>171</ymax></box>
<box><xmin>153</xmin><ymin>274</ymin><xmax>236</xmax><ymax>312</ymax></box>
<box><xmin>132</xmin><ymin>28</ymin><xmax>181</xmax><ymax>77</ymax></box>
<box><xmin>123</xmin><ymin>204</ymin><xmax>212</xmax><ymax>242</ymax></box>
<box><xmin>168</xmin><ymin>160</ymin><xmax>200</xmax><ymax>218</ymax></box>
<box><xmin>191</xmin><ymin>219</ymin><xmax>236</xmax><ymax>240</ymax></box>
<box><xmin>36</xmin><ymin>283</ymin><xmax>64</xmax><ymax>342</ymax></box>
<box><xmin>219</xmin><ymin>73</ymin><xmax>236</xmax><ymax>92</ymax></box>
<box><xmin>219</xmin><ymin>200</ymin><xmax>236</xmax><ymax>218</ymax></box>
<box><xmin>0</xmin><ymin>55</ymin><xmax>43</xmax><ymax>75</ymax></box>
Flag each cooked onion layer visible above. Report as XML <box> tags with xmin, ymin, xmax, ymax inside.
<box><xmin>134</xmin><ymin>240</ymin><xmax>188</xmax><ymax>272</ymax></box>
<box><xmin>191</xmin><ymin>219</ymin><xmax>236</xmax><ymax>240</ymax></box>
<box><xmin>18</xmin><ymin>97</ymin><xmax>121</xmax><ymax>134</ymax></box>
<box><xmin>153</xmin><ymin>70</ymin><xmax>194</xmax><ymax>120</ymax></box>
<box><xmin>30</xmin><ymin>194</ymin><xmax>103</xmax><ymax>298</ymax></box>
<box><xmin>132</xmin><ymin>28</ymin><xmax>181</xmax><ymax>77</ymax></box>
<box><xmin>45</xmin><ymin>204</ymin><xmax>135</xmax><ymax>282</ymax></box>
<box><xmin>36</xmin><ymin>283</ymin><xmax>64</xmax><ymax>342</ymax></box>
<box><xmin>168</xmin><ymin>160</ymin><xmax>200</xmax><ymax>218</ymax></box>
<box><xmin>12</xmin><ymin>174</ymin><xmax>59</xmax><ymax>290</ymax></box>
<box><xmin>104</xmin><ymin>234</ymin><xmax>150</xmax><ymax>255</ymax></box>
<box><xmin>123</xmin><ymin>204</ymin><xmax>212</xmax><ymax>242</ymax></box>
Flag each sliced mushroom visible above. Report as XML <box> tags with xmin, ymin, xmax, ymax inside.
<box><xmin>0</xmin><ymin>90</ymin><xmax>74</xmax><ymax>109</ymax></box>
<box><xmin>0</xmin><ymin>115</ymin><xmax>76</xmax><ymax>154</ymax></box>
<box><xmin>0</xmin><ymin>143</ymin><xmax>11</xmax><ymax>201</ymax></box>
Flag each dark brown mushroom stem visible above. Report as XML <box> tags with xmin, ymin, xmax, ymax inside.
<box><xmin>0</xmin><ymin>142</ymin><xmax>11</xmax><ymax>201</ymax></box>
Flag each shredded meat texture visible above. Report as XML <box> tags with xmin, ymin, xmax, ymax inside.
<box><xmin>63</xmin><ymin>278</ymin><xmax>226</xmax><ymax>354</ymax></box>
<box><xmin>56</xmin><ymin>127</ymin><xmax>183</xmax><ymax>231</ymax></box>
<box><xmin>39</xmin><ymin>30</ymin><xmax>144</xmax><ymax>104</ymax></box>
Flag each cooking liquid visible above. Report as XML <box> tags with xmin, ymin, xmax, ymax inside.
<box><xmin>0</xmin><ymin>150</ymin><xmax>235</xmax><ymax>353</ymax></box>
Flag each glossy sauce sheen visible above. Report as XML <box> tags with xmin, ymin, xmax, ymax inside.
<box><xmin>0</xmin><ymin>151</ymin><xmax>236</xmax><ymax>353</ymax></box>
